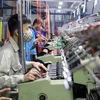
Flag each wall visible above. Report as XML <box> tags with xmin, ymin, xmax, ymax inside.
<box><xmin>93</xmin><ymin>0</ymin><xmax>100</xmax><ymax>13</ymax></box>
<box><xmin>3</xmin><ymin>1</ymin><xmax>16</xmax><ymax>19</ymax></box>
<box><xmin>87</xmin><ymin>0</ymin><xmax>94</xmax><ymax>14</ymax></box>
<box><xmin>31</xmin><ymin>14</ymin><xmax>37</xmax><ymax>24</ymax></box>
<box><xmin>87</xmin><ymin>0</ymin><xmax>100</xmax><ymax>14</ymax></box>
<box><xmin>50</xmin><ymin>14</ymin><xmax>55</xmax><ymax>34</ymax></box>
<box><xmin>1</xmin><ymin>1</ymin><xmax>16</xmax><ymax>40</ymax></box>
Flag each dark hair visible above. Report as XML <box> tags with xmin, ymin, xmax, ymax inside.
<box><xmin>8</xmin><ymin>14</ymin><xmax>31</xmax><ymax>36</ymax></box>
<box><xmin>32</xmin><ymin>19</ymin><xmax>37</xmax><ymax>26</ymax></box>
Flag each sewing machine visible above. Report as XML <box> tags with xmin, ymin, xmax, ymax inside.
<box><xmin>18</xmin><ymin>62</ymin><xmax>73</xmax><ymax>100</ymax></box>
<box><xmin>18</xmin><ymin>14</ymin><xmax>100</xmax><ymax>100</ymax></box>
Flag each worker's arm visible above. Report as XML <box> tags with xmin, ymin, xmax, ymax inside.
<box><xmin>26</xmin><ymin>61</ymin><xmax>48</xmax><ymax>72</ymax></box>
<box><xmin>0</xmin><ymin>53</ymin><xmax>40</xmax><ymax>89</ymax></box>
<box><xmin>34</xmin><ymin>38</ymin><xmax>38</xmax><ymax>43</ymax></box>
<box><xmin>36</xmin><ymin>31</ymin><xmax>48</xmax><ymax>41</ymax></box>
<box><xmin>41</xmin><ymin>35</ymin><xmax>48</xmax><ymax>41</ymax></box>
<box><xmin>0</xmin><ymin>75</ymin><xmax>24</xmax><ymax>89</ymax></box>
<box><xmin>0</xmin><ymin>53</ymin><xmax>24</xmax><ymax>89</ymax></box>
<box><xmin>0</xmin><ymin>97</ymin><xmax>12</xmax><ymax>100</ymax></box>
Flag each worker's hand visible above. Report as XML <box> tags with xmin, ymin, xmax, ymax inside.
<box><xmin>34</xmin><ymin>39</ymin><xmax>38</xmax><ymax>43</ymax></box>
<box><xmin>32</xmin><ymin>62</ymin><xmax>48</xmax><ymax>72</ymax></box>
<box><xmin>0</xmin><ymin>88</ymin><xmax>11</xmax><ymax>94</ymax></box>
<box><xmin>24</xmin><ymin>69</ymin><xmax>40</xmax><ymax>82</ymax></box>
<box><xmin>0</xmin><ymin>97</ymin><xmax>12</xmax><ymax>100</ymax></box>
<box><xmin>0</xmin><ymin>88</ymin><xmax>12</xmax><ymax>100</ymax></box>
<box><xmin>44</xmin><ymin>40</ymin><xmax>48</xmax><ymax>44</ymax></box>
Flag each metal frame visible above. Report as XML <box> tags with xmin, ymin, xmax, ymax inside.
<box><xmin>18</xmin><ymin>0</ymin><xmax>26</xmax><ymax>73</ymax></box>
<box><xmin>0</xmin><ymin>0</ymin><xmax>3</xmax><ymax>8</ymax></box>
<box><xmin>3</xmin><ymin>0</ymin><xmax>18</xmax><ymax>1</ymax></box>
<box><xmin>31</xmin><ymin>0</ymin><xmax>83</xmax><ymax>3</ymax></box>
<box><xmin>0</xmin><ymin>3</ymin><xmax>13</xmax><ymax>9</ymax></box>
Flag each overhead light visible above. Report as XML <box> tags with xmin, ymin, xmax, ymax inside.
<box><xmin>94</xmin><ymin>0</ymin><xmax>98</xmax><ymax>6</ymax></box>
<box><xmin>58</xmin><ymin>6</ymin><xmax>62</xmax><ymax>9</ymax></box>
<box><xmin>59</xmin><ymin>1</ymin><xmax>63</xmax><ymax>5</ymax></box>
<box><xmin>58</xmin><ymin>10</ymin><xmax>61</xmax><ymax>13</ymax></box>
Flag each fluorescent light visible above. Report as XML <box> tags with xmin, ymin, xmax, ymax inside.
<box><xmin>58</xmin><ymin>10</ymin><xmax>61</xmax><ymax>13</ymax></box>
<box><xmin>94</xmin><ymin>0</ymin><xmax>98</xmax><ymax>6</ymax></box>
<box><xmin>58</xmin><ymin>6</ymin><xmax>62</xmax><ymax>9</ymax></box>
<box><xmin>59</xmin><ymin>1</ymin><xmax>63</xmax><ymax>5</ymax></box>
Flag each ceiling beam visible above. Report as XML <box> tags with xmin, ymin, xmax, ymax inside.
<box><xmin>4</xmin><ymin>0</ymin><xmax>18</xmax><ymax>1</ymax></box>
<box><xmin>47</xmin><ymin>8</ymin><xmax>74</xmax><ymax>12</ymax></box>
<box><xmin>31</xmin><ymin>0</ymin><xmax>83</xmax><ymax>3</ymax></box>
<box><xmin>31</xmin><ymin>7</ymin><xmax>74</xmax><ymax>12</ymax></box>
<box><xmin>4</xmin><ymin>0</ymin><xmax>83</xmax><ymax>2</ymax></box>
<box><xmin>32</xmin><ymin>12</ymin><xmax>71</xmax><ymax>15</ymax></box>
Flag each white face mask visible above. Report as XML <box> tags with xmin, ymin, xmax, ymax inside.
<box><xmin>23</xmin><ymin>31</ymin><xmax>33</xmax><ymax>42</ymax></box>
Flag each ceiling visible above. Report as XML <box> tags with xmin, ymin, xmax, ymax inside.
<box><xmin>33</xmin><ymin>0</ymin><xmax>84</xmax><ymax>13</ymax></box>
<box><xmin>31</xmin><ymin>0</ymin><xmax>83</xmax><ymax>13</ymax></box>
<box><xmin>3</xmin><ymin>0</ymin><xmax>84</xmax><ymax>13</ymax></box>
<box><xmin>47</xmin><ymin>1</ymin><xmax>73</xmax><ymax>13</ymax></box>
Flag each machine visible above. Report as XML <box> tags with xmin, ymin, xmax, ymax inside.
<box><xmin>18</xmin><ymin>13</ymin><xmax>100</xmax><ymax>100</ymax></box>
<box><xmin>18</xmin><ymin>62</ymin><xmax>73</xmax><ymax>100</ymax></box>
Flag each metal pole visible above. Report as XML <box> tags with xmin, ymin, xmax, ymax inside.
<box><xmin>84</xmin><ymin>0</ymin><xmax>87</xmax><ymax>14</ymax></box>
<box><xmin>25</xmin><ymin>0</ymin><xmax>28</xmax><ymax>16</ymax></box>
<box><xmin>29</xmin><ymin>0</ymin><xmax>31</xmax><ymax>19</ymax></box>
<box><xmin>92</xmin><ymin>0</ymin><xmax>95</xmax><ymax>14</ymax></box>
<box><xmin>23</xmin><ymin>0</ymin><xmax>25</xmax><ymax>14</ymax></box>
<box><xmin>85</xmin><ymin>66</ymin><xmax>100</xmax><ymax>84</ymax></box>
<box><xmin>18</xmin><ymin>0</ymin><xmax>26</xmax><ymax>73</ymax></box>
<box><xmin>1</xmin><ymin>0</ymin><xmax>3</xmax><ymax>8</ymax></box>
<box><xmin>54</xmin><ymin>10</ymin><xmax>56</xmax><ymax>30</ymax></box>
<box><xmin>16</xmin><ymin>1</ymin><xmax>19</xmax><ymax>13</ymax></box>
<box><xmin>28</xmin><ymin>0</ymin><xmax>29</xmax><ymax>18</ymax></box>
<box><xmin>78</xmin><ymin>6</ymin><xmax>81</xmax><ymax>19</ymax></box>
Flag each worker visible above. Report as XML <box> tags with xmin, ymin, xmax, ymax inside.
<box><xmin>0</xmin><ymin>14</ymin><xmax>48</xmax><ymax>99</ymax></box>
<box><xmin>32</xmin><ymin>18</ymin><xmax>48</xmax><ymax>54</ymax></box>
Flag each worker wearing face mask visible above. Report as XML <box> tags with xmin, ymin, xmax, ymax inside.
<box><xmin>0</xmin><ymin>14</ymin><xmax>48</xmax><ymax>100</ymax></box>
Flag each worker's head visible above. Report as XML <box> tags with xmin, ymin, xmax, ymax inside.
<box><xmin>37</xmin><ymin>17</ymin><xmax>43</xmax><ymax>25</ymax></box>
<box><xmin>32</xmin><ymin>17</ymin><xmax>43</xmax><ymax>29</ymax></box>
<box><xmin>8</xmin><ymin>14</ymin><xmax>32</xmax><ymax>42</ymax></box>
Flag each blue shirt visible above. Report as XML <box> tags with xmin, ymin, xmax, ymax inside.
<box><xmin>25</xmin><ymin>42</ymin><xmax>31</xmax><ymax>61</ymax></box>
<box><xmin>30</xmin><ymin>29</ymin><xmax>37</xmax><ymax>55</ymax></box>
<box><xmin>42</xmin><ymin>28</ymin><xmax>46</xmax><ymax>37</ymax></box>
<box><xmin>33</xmin><ymin>29</ymin><xmax>38</xmax><ymax>38</ymax></box>
<box><xmin>25</xmin><ymin>29</ymin><xmax>37</xmax><ymax>61</ymax></box>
